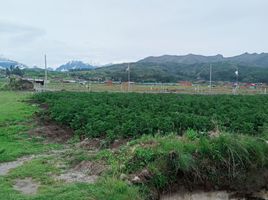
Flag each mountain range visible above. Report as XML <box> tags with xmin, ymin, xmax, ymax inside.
<box><xmin>79</xmin><ymin>53</ymin><xmax>268</xmax><ymax>83</ymax></box>
<box><xmin>1</xmin><ymin>53</ymin><xmax>268</xmax><ymax>83</ymax></box>
<box><xmin>56</xmin><ymin>61</ymin><xmax>95</xmax><ymax>72</ymax></box>
<box><xmin>0</xmin><ymin>57</ymin><xmax>28</xmax><ymax>69</ymax></box>
<box><xmin>0</xmin><ymin>58</ymin><xmax>96</xmax><ymax>72</ymax></box>
<box><xmin>139</xmin><ymin>53</ymin><xmax>268</xmax><ymax>67</ymax></box>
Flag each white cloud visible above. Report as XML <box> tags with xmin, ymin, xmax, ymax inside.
<box><xmin>0</xmin><ymin>0</ymin><xmax>267</xmax><ymax>67</ymax></box>
<box><xmin>0</xmin><ymin>21</ymin><xmax>46</xmax><ymax>44</ymax></box>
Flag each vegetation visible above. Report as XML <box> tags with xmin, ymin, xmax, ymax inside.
<box><xmin>23</xmin><ymin>68</ymin><xmax>68</xmax><ymax>79</ymax></box>
<box><xmin>1</xmin><ymin>91</ymin><xmax>267</xmax><ymax>199</ymax></box>
<box><xmin>69</xmin><ymin>62</ymin><xmax>268</xmax><ymax>83</ymax></box>
<box><xmin>34</xmin><ymin>92</ymin><xmax>268</xmax><ymax>141</ymax></box>
<box><xmin>5</xmin><ymin>66</ymin><xmax>24</xmax><ymax>77</ymax></box>
<box><xmin>0</xmin><ymin>91</ymin><xmax>142</xmax><ymax>200</ymax></box>
<box><xmin>0</xmin><ymin>92</ymin><xmax>58</xmax><ymax>162</ymax></box>
<box><xmin>93</xmin><ymin>132</ymin><xmax>268</xmax><ymax>195</ymax></box>
<box><xmin>3</xmin><ymin>61</ymin><xmax>268</xmax><ymax>84</ymax></box>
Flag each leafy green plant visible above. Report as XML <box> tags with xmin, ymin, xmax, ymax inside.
<box><xmin>33</xmin><ymin>92</ymin><xmax>268</xmax><ymax>140</ymax></box>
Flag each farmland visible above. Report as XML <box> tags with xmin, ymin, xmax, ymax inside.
<box><xmin>32</xmin><ymin>92</ymin><xmax>268</xmax><ymax>198</ymax></box>
<box><xmin>0</xmin><ymin>91</ymin><xmax>268</xmax><ymax>200</ymax></box>
<box><xmin>0</xmin><ymin>92</ymin><xmax>141</xmax><ymax>200</ymax></box>
<box><xmin>45</xmin><ymin>80</ymin><xmax>268</xmax><ymax>95</ymax></box>
<box><xmin>34</xmin><ymin>92</ymin><xmax>268</xmax><ymax>139</ymax></box>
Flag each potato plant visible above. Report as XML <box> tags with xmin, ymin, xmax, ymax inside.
<box><xmin>34</xmin><ymin>92</ymin><xmax>268</xmax><ymax>140</ymax></box>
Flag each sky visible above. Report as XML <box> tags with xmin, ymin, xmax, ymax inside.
<box><xmin>0</xmin><ymin>0</ymin><xmax>268</xmax><ymax>68</ymax></box>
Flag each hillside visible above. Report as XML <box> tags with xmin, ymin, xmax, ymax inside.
<box><xmin>139</xmin><ymin>53</ymin><xmax>268</xmax><ymax>67</ymax></box>
<box><xmin>72</xmin><ymin>60</ymin><xmax>268</xmax><ymax>83</ymax></box>
<box><xmin>139</xmin><ymin>54</ymin><xmax>225</xmax><ymax>64</ymax></box>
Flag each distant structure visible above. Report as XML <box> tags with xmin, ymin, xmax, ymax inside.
<box><xmin>105</xmin><ymin>80</ymin><xmax>113</xmax><ymax>86</ymax></box>
<box><xmin>179</xmin><ymin>81</ymin><xmax>192</xmax><ymax>87</ymax></box>
<box><xmin>21</xmin><ymin>78</ymin><xmax>45</xmax><ymax>91</ymax></box>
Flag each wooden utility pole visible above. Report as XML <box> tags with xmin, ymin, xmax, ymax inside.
<box><xmin>127</xmin><ymin>63</ymin><xmax>130</xmax><ymax>92</ymax></box>
<box><xmin>44</xmin><ymin>54</ymin><xmax>48</xmax><ymax>90</ymax></box>
<box><xmin>209</xmin><ymin>64</ymin><xmax>212</xmax><ymax>93</ymax></box>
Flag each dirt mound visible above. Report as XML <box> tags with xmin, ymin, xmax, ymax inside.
<box><xmin>76</xmin><ymin>137</ymin><xmax>130</xmax><ymax>150</ymax></box>
<box><xmin>55</xmin><ymin>161</ymin><xmax>106</xmax><ymax>183</ymax></box>
<box><xmin>56</xmin><ymin>172</ymin><xmax>98</xmax><ymax>183</ymax></box>
<box><xmin>73</xmin><ymin>160</ymin><xmax>106</xmax><ymax>175</ymax></box>
<box><xmin>76</xmin><ymin>138</ymin><xmax>102</xmax><ymax>150</ymax></box>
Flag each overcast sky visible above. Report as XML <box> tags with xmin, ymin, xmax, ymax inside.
<box><xmin>0</xmin><ymin>0</ymin><xmax>268</xmax><ymax>68</ymax></box>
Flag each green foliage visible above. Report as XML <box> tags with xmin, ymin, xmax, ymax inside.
<box><xmin>0</xmin><ymin>92</ymin><xmax>59</xmax><ymax>162</ymax></box>
<box><xmin>0</xmin><ymin>177</ymin><xmax>141</xmax><ymax>200</ymax></box>
<box><xmin>185</xmin><ymin>129</ymin><xmax>199</xmax><ymax>141</ymax></box>
<box><xmin>121</xmin><ymin>133</ymin><xmax>268</xmax><ymax>191</ymax></box>
<box><xmin>6</xmin><ymin>66</ymin><xmax>24</xmax><ymax>77</ymax></box>
<box><xmin>0</xmin><ymin>92</ymin><xmax>141</xmax><ymax>200</ymax></box>
<box><xmin>34</xmin><ymin>92</ymin><xmax>268</xmax><ymax>140</ymax></box>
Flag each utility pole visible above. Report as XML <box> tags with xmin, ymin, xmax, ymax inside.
<box><xmin>44</xmin><ymin>54</ymin><xmax>48</xmax><ymax>90</ymax></box>
<box><xmin>209</xmin><ymin>64</ymin><xmax>212</xmax><ymax>93</ymax></box>
<box><xmin>127</xmin><ymin>63</ymin><xmax>130</xmax><ymax>92</ymax></box>
<box><xmin>234</xmin><ymin>68</ymin><xmax>239</xmax><ymax>95</ymax></box>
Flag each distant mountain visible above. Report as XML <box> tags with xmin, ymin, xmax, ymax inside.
<box><xmin>139</xmin><ymin>54</ymin><xmax>225</xmax><ymax>64</ymax></box>
<box><xmin>139</xmin><ymin>53</ymin><xmax>268</xmax><ymax>67</ymax></box>
<box><xmin>0</xmin><ymin>57</ymin><xmax>28</xmax><ymax>69</ymax></box>
<box><xmin>227</xmin><ymin>53</ymin><xmax>268</xmax><ymax>67</ymax></box>
<box><xmin>72</xmin><ymin>53</ymin><xmax>268</xmax><ymax>83</ymax></box>
<box><xmin>56</xmin><ymin>61</ymin><xmax>95</xmax><ymax>72</ymax></box>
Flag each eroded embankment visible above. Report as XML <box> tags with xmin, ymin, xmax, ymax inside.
<box><xmin>108</xmin><ymin>133</ymin><xmax>268</xmax><ymax>200</ymax></box>
<box><xmin>161</xmin><ymin>189</ymin><xmax>268</xmax><ymax>200</ymax></box>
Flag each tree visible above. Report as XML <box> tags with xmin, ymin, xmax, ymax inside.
<box><xmin>5</xmin><ymin>68</ymin><xmax>11</xmax><ymax>78</ymax></box>
<box><xmin>7</xmin><ymin>65</ymin><xmax>24</xmax><ymax>77</ymax></box>
<box><xmin>12</xmin><ymin>66</ymin><xmax>24</xmax><ymax>77</ymax></box>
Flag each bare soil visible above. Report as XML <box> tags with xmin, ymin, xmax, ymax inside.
<box><xmin>28</xmin><ymin>118</ymin><xmax>73</xmax><ymax>143</ymax></box>
<box><xmin>55</xmin><ymin>160</ymin><xmax>106</xmax><ymax>183</ymax></box>
<box><xmin>13</xmin><ymin>178</ymin><xmax>40</xmax><ymax>195</ymax></box>
<box><xmin>161</xmin><ymin>189</ymin><xmax>268</xmax><ymax>200</ymax></box>
<box><xmin>0</xmin><ymin>156</ymin><xmax>33</xmax><ymax>176</ymax></box>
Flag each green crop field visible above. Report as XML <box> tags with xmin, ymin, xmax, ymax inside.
<box><xmin>34</xmin><ymin>92</ymin><xmax>268</xmax><ymax>140</ymax></box>
<box><xmin>0</xmin><ymin>92</ymin><xmax>141</xmax><ymax>200</ymax></box>
<box><xmin>1</xmin><ymin>91</ymin><xmax>268</xmax><ymax>199</ymax></box>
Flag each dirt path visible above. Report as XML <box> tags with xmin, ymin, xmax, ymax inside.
<box><xmin>0</xmin><ymin>148</ymin><xmax>103</xmax><ymax>195</ymax></box>
<box><xmin>0</xmin><ymin>148</ymin><xmax>73</xmax><ymax>176</ymax></box>
<box><xmin>13</xmin><ymin>178</ymin><xmax>40</xmax><ymax>195</ymax></box>
<box><xmin>0</xmin><ymin>156</ymin><xmax>34</xmax><ymax>176</ymax></box>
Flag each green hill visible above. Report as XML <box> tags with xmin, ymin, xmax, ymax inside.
<box><xmin>71</xmin><ymin>61</ymin><xmax>268</xmax><ymax>83</ymax></box>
